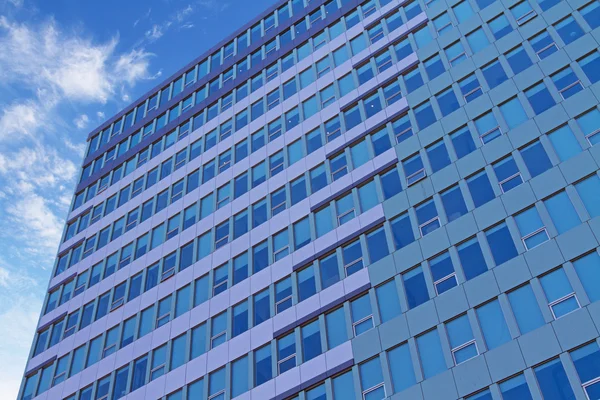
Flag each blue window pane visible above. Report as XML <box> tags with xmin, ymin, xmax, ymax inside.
<box><xmin>577</xmin><ymin>108</ymin><xmax>600</xmax><ymax>145</ymax></box>
<box><xmin>476</xmin><ymin>299</ymin><xmax>511</xmax><ymax>350</ymax></box>
<box><xmin>298</xmin><ymin>266</ymin><xmax>317</xmax><ymax>301</ymax></box>
<box><xmin>459</xmin><ymin>74</ymin><xmax>482</xmax><ymax>102</ymax></box>
<box><xmin>494</xmin><ymin>157</ymin><xmax>522</xmax><ymax>193</ymax></box>
<box><xmin>351</xmin><ymin>295</ymin><xmax>374</xmax><ymax>336</ymax></box>
<box><xmin>416</xmin><ymin>200</ymin><xmax>440</xmax><ymax>236</ymax></box>
<box><xmin>451</xmin><ymin>127</ymin><xmax>476</xmax><ymax>158</ymax></box>
<box><xmin>555</xmin><ymin>16</ymin><xmax>584</xmax><ymax>45</ymax></box>
<box><xmin>457</xmin><ymin>238</ymin><xmax>488</xmax><ymax>280</ymax></box>
<box><xmin>482</xmin><ymin>60</ymin><xmax>508</xmax><ymax>89</ymax></box>
<box><xmin>233</xmin><ymin>301</ymin><xmax>248</xmax><ymax>337</ymax></box>
<box><xmin>540</xmin><ymin>268</ymin><xmax>579</xmax><ymax>318</ymax></box>
<box><xmin>326</xmin><ymin>307</ymin><xmax>347</xmax><ymax>349</ymax></box>
<box><xmin>376</xmin><ymin>280</ymin><xmax>401</xmax><ymax>323</ymax></box>
<box><xmin>476</xmin><ymin>112</ymin><xmax>501</xmax><ymax>144</ymax></box>
<box><xmin>534</xmin><ymin>359</ymin><xmax>576</xmax><ymax>400</ymax></box>
<box><xmin>579</xmin><ymin>51</ymin><xmax>600</xmax><ymax>84</ymax></box>
<box><xmin>427</xmin><ymin>141</ymin><xmax>451</xmax><ymax>173</ymax></box>
<box><xmin>573</xmin><ymin>252</ymin><xmax>600</xmax><ymax>303</ymax></box>
<box><xmin>254</xmin><ymin>346</ymin><xmax>272</xmax><ymax>386</ymax></box>
<box><xmin>485</xmin><ymin>223</ymin><xmax>517</xmax><ymax>265</ymax></box>
<box><xmin>360</xmin><ymin>357</ymin><xmax>385</xmax><ymax>398</ymax></box>
<box><xmin>445</xmin><ymin>41</ymin><xmax>467</xmax><ymax>66</ymax></box>
<box><xmin>506</xmin><ymin>46</ymin><xmax>532</xmax><ymax>75</ymax></box>
<box><xmin>441</xmin><ymin>185</ymin><xmax>467</xmax><ymax>222</ymax></box>
<box><xmin>571</xmin><ymin>342</ymin><xmax>600</xmax><ymax>386</ymax></box>
<box><xmin>515</xmin><ymin>207</ymin><xmax>548</xmax><ymax>249</ymax></box>
<box><xmin>526</xmin><ymin>82</ymin><xmax>556</xmax><ymax>115</ymax></box>
<box><xmin>446</xmin><ymin>315</ymin><xmax>477</xmax><ymax>364</ymax></box>
<box><xmin>489</xmin><ymin>14</ymin><xmax>512</xmax><ymax>39</ymax></box>
<box><xmin>332</xmin><ymin>371</ymin><xmax>356</xmax><ymax>400</ymax></box>
<box><xmin>430</xmin><ymin>252</ymin><xmax>457</xmax><ymax>295</ymax></box>
<box><xmin>476</xmin><ymin>0</ymin><xmax>496</xmax><ymax>9</ymax></box>
<box><xmin>425</xmin><ymin>55</ymin><xmax>445</xmax><ymax>80</ymax></box>
<box><xmin>232</xmin><ymin>356</ymin><xmax>249</xmax><ymax>397</ymax></box>
<box><xmin>500</xmin><ymin>97</ymin><xmax>528</xmax><ymax>129</ymax></box>
<box><xmin>390</xmin><ymin>213</ymin><xmax>415</xmax><ymax>250</ymax></box>
<box><xmin>545</xmin><ymin>192</ymin><xmax>580</xmax><ymax>234</ymax></box>
<box><xmin>367</xmin><ymin>228</ymin><xmax>389</xmax><ymax>263</ymax></box>
<box><xmin>548</xmin><ymin>125</ymin><xmax>581</xmax><ymax>161</ymax></box>
<box><xmin>417</xmin><ymin>329</ymin><xmax>447</xmax><ymax>378</ymax></box>
<box><xmin>381</xmin><ymin>168</ymin><xmax>402</xmax><ymax>199</ymax></box>
<box><xmin>404</xmin><ymin>68</ymin><xmax>423</xmax><ymax>93</ymax></box>
<box><xmin>388</xmin><ymin>343</ymin><xmax>416</xmax><ymax>393</ymax></box>
<box><xmin>500</xmin><ymin>374</ymin><xmax>532</xmax><ymax>400</ymax></box>
<box><xmin>508</xmin><ymin>284</ymin><xmax>545</xmax><ymax>334</ymax></box>
<box><xmin>414</xmin><ymin>101</ymin><xmax>436</xmax><ymax>130</ymax></box>
<box><xmin>453</xmin><ymin>1</ymin><xmax>474</xmax><ymax>23</ymax></box>
<box><xmin>254</xmin><ymin>289</ymin><xmax>270</xmax><ymax>325</ymax></box>
<box><xmin>530</xmin><ymin>30</ymin><xmax>558</xmax><ymax>59</ymax></box>
<box><xmin>467</xmin><ymin>171</ymin><xmax>495</xmax><ymax>207</ymax></box>
<box><xmin>467</xmin><ymin>28</ymin><xmax>489</xmax><ymax>53</ymax></box>
<box><xmin>302</xmin><ymin>320</ymin><xmax>322</xmax><ymax>361</ymax></box>
<box><xmin>436</xmin><ymin>88</ymin><xmax>459</xmax><ymax>117</ymax></box>
<box><xmin>467</xmin><ymin>390</ymin><xmax>492</xmax><ymax>400</ymax></box>
<box><xmin>552</xmin><ymin>67</ymin><xmax>583</xmax><ymax>99</ymax></box>
<box><xmin>403</xmin><ymin>266</ymin><xmax>429</xmax><ymax>309</ymax></box>
<box><xmin>320</xmin><ymin>253</ymin><xmax>339</xmax><ymax>289</ymax></box>
<box><xmin>358</xmin><ymin>181</ymin><xmax>379</xmax><ymax>212</ymax></box>
<box><xmin>575</xmin><ymin>175</ymin><xmax>600</xmax><ymax>218</ymax></box>
<box><xmin>306</xmin><ymin>385</ymin><xmax>326</xmax><ymax>400</ymax></box>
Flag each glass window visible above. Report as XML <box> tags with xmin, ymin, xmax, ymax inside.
<box><xmin>254</xmin><ymin>289</ymin><xmax>270</xmax><ymax>326</ymax></box>
<box><xmin>414</xmin><ymin>101</ymin><xmax>436</xmax><ymax>130</ymax></box>
<box><xmin>573</xmin><ymin>252</ymin><xmax>600</xmax><ymax>302</ymax></box>
<box><xmin>376</xmin><ymin>280</ymin><xmax>401</xmax><ymax>323</ymax></box>
<box><xmin>489</xmin><ymin>13</ymin><xmax>512</xmax><ymax>39</ymax></box>
<box><xmin>360</xmin><ymin>357</ymin><xmax>385</xmax><ymax>400</ymax></box>
<box><xmin>548</xmin><ymin>125</ymin><xmax>581</xmax><ymax>162</ymax></box>
<box><xmin>390</xmin><ymin>213</ymin><xmax>415</xmax><ymax>250</ymax></box>
<box><xmin>571</xmin><ymin>342</ymin><xmax>600</xmax><ymax>398</ymax></box>
<box><xmin>403</xmin><ymin>154</ymin><xmax>426</xmax><ymax>186</ymax></box>
<box><xmin>476</xmin><ymin>299</ymin><xmax>510</xmax><ymax>350</ymax></box>
<box><xmin>525</xmin><ymin>82</ymin><xmax>556</xmax><ymax>115</ymax></box>
<box><xmin>417</xmin><ymin>329</ymin><xmax>447</xmax><ymax>378</ymax></box>
<box><xmin>209</xmin><ymin>367</ymin><xmax>226</xmax><ymax>399</ymax></box>
<box><xmin>515</xmin><ymin>207</ymin><xmax>549</xmax><ymax>249</ymax></box>
<box><xmin>254</xmin><ymin>345</ymin><xmax>272</xmax><ymax>386</ymax></box>
<box><xmin>500</xmin><ymin>97</ymin><xmax>528</xmax><ymax>129</ymax></box>
<box><xmin>430</xmin><ymin>252</ymin><xmax>457</xmax><ymax>295</ymax></box>
<box><xmin>231</xmin><ymin>357</ymin><xmax>248</xmax><ymax>397</ymax></box>
<box><xmin>576</xmin><ymin>174</ymin><xmax>600</xmax><ymax>218</ymax></box>
<box><xmin>530</xmin><ymin>30</ymin><xmax>558</xmax><ymax>59</ymax></box>
<box><xmin>319</xmin><ymin>253</ymin><xmax>339</xmax><ymax>290</ymax></box>
<box><xmin>434</xmin><ymin>13</ymin><xmax>453</xmax><ymax>35</ymax></box>
<box><xmin>499</xmin><ymin>374</ymin><xmax>532</xmax><ymax>400</ymax></box>
<box><xmin>275</xmin><ymin>278</ymin><xmax>292</xmax><ymax>314</ymax></box>
<box><xmin>494</xmin><ymin>156</ymin><xmax>522</xmax><ymax>193</ymax></box>
<box><xmin>552</xmin><ymin>67</ymin><xmax>583</xmax><ymax>99</ymax></box>
<box><xmin>441</xmin><ymin>185</ymin><xmax>468</xmax><ymax>222</ymax></box>
<box><xmin>416</xmin><ymin>199</ymin><xmax>440</xmax><ymax>236</ymax></box>
<box><xmin>446</xmin><ymin>315</ymin><xmax>478</xmax><ymax>364</ymax></box>
<box><xmin>366</xmin><ymin>227</ymin><xmax>389</xmax><ymax>264</ymax></box>
<box><xmin>506</xmin><ymin>45</ymin><xmax>532</xmax><ymax>75</ymax></box>
<box><xmin>332</xmin><ymin>371</ymin><xmax>356</xmax><ymax>400</ymax></box>
<box><xmin>302</xmin><ymin>320</ymin><xmax>322</xmax><ymax>361</ymax></box>
<box><xmin>343</xmin><ymin>240</ymin><xmax>364</xmax><ymax>276</ymax></box>
<box><xmin>403</xmin><ymin>266</ymin><xmax>429</xmax><ymax>309</ymax></box>
<box><xmin>424</xmin><ymin>54</ymin><xmax>445</xmax><ymax>80</ymax></box>
<box><xmin>298</xmin><ymin>265</ymin><xmax>316</xmax><ymax>301</ymax></box>
<box><xmin>540</xmin><ymin>268</ymin><xmax>580</xmax><ymax>319</ymax></box>
<box><xmin>453</xmin><ymin>1</ymin><xmax>474</xmax><ymax>23</ymax></box>
<box><xmin>482</xmin><ymin>60</ymin><xmax>508</xmax><ymax>89</ymax></box>
<box><xmin>576</xmin><ymin>108</ymin><xmax>600</xmax><ymax>145</ymax></box>
<box><xmin>403</xmin><ymin>68</ymin><xmax>423</xmax><ymax>93</ymax></box>
<box><xmin>351</xmin><ymin>295</ymin><xmax>374</xmax><ymax>336</ymax></box>
<box><xmin>545</xmin><ymin>191</ymin><xmax>580</xmax><ymax>234</ymax></box>
<box><xmin>232</xmin><ymin>301</ymin><xmax>248</xmax><ymax>337</ymax></box>
<box><xmin>445</xmin><ymin>41</ymin><xmax>467</xmax><ymax>66</ymax></box>
<box><xmin>534</xmin><ymin>359</ymin><xmax>576</xmax><ymax>400</ymax></box>
<box><xmin>511</xmin><ymin>1</ymin><xmax>536</xmax><ymax>25</ymax></box>
<box><xmin>485</xmin><ymin>223</ymin><xmax>517</xmax><ymax>265</ymax></box>
<box><xmin>293</xmin><ymin>217</ymin><xmax>310</xmax><ymax>249</ymax></box>
<box><xmin>579</xmin><ymin>51</ymin><xmax>600</xmax><ymax>84</ymax></box>
<box><xmin>457</xmin><ymin>238</ymin><xmax>488</xmax><ymax>280</ymax></box>
<box><xmin>554</xmin><ymin>16</ymin><xmax>584</xmax><ymax>45</ymax></box>
<box><xmin>326</xmin><ymin>307</ymin><xmax>347</xmax><ymax>349</ymax></box>
<box><xmin>459</xmin><ymin>74</ymin><xmax>482</xmax><ymax>102</ymax></box>
<box><xmin>508</xmin><ymin>284</ymin><xmax>545</xmax><ymax>334</ymax></box>
<box><xmin>467</xmin><ymin>28</ymin><xmax>489</xmax><ymax>53</ymax></box>
<box><xmin>388</xmin><ymin>343</ymin><xmax>416</xmax><ymax>393</ymax></box>
<box><xmin>277</xmin><ymin>333</ymin><xmax>296</xmax><ymax>374</ymax></box>
<box><xmin>475</xmin><ymin>112</ymin><xmax>501</xmax><ymax>144</ymax></box>
<box><xmin>436</xmin><ymin>88</ymin><xmax>459</xmax><ymax>117</ymax></box>
<box><xmin>451</xmin><ymin>126</ymin><xmax>477</xmax><ymax>159</ymax></box>
<box><xmin>211</xmin><ymin>312</ymin><xmax>227</xmax><ymax>348</ymax></box>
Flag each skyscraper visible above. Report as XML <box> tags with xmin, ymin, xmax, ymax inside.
<box><xmin>19</xmin><ymin>0</ymin><xmax>600</xmax><ymax>398</ymax></box>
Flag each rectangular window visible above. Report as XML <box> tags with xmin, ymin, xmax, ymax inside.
<box><xmin>351</xmin><ymin>294</ymin><xmax>374</xmax><ymax>336</ymax></box>
<box><xmin>417</xmin><ymin>329</ymin><xmax>446</xmax><ymax>378</ymax></box>
<box><xmin>459</xmin><ymin>74</ymin><xmax>482</xmax><ymax>103</ymax></box>
<box><xmin>554</xmin><ymin>16</ymin><xmax>584</xmax><ymax>44</ymax></box>
<box><xmin>507</xmin><ymin>284</ymin><xmax>544</xmax><ymax>334</ymax></box>
<box><xmin>489</xmin><ymin>13</ymin><xmax>512</xmax><ymax>39</ymax></box>
<box><xmin>416</xmin><ymin>199</ymin><xmax>440</xmax><ymax>236</ymax></box>
<box><xmin>476</xmin><ymin>299</ymin><xmax>511</xmax><ymax>350</ymax></box>
<box><xmin>430</xmin><ymin>252</ymin><xmax>457</xmax><ymax>295</ymax></box>
<box><xmin>485</xmin><ymin>222</ymin><xmax>518</xmax><ymax>265</ymax></box>
<box><xmin>499</xmin><ymin>374</ymin><xmax>532</xmax><ymax>400</ymax></box>
<box><xmin>540</xmin><ymin>268</ymin><xmax>580</xmax><ymax>319</ymax></box>
<box><xmin>275</xmin><ymin>278</ymin><xmax>292</xmax><ymax>314</ymax></box>
<box><xmin>360</xmin><ymin>358</ymin><xmax>386</xmax><ymax>399</ymax></box>
<box><xmin>493</xmin><ymin>156</ymin><xmax>522</xmax><ymax>193</ymax></box>
<box><xmin>403</xmin><ymin>266</ymin><xmax>429</xmax><ymax>309</ymax></box>
<box><xmin>475</xmin><ymin>112</ymin><xmax>501</xmax><ymax>144</ymax></box>
<box><xmin>530</xmin><ymin>30</ymin><xmax>557</xmax><ymax>60</ymax></box>
<box><xmin>499</xmin><ymin>97</ymin><xmax>528</xmax><ymax>129</ymax></box>
<box><xmin>445</xmin><ymin>41</ymin><xmax>467</xmax><ymax>66</ymax></box>
<box><xmin>545</xmin><ymin>191</ymin><xmax>580</xmax><ymax>234</ymax></box>
<box><xmin>403</xmin><ymin>154</ymin><xmax>426</xmax><ymax>186</ymax></box>
<box><xmin>548</xmin><ymin>125</ymin><xmax>581</xmax><ymax>162</ymax></box>
<box><xmin>211</xmin><ymin>312</ymin><xmax>227</xmax><ymax>348</ymax></box>
<box><xmin>534</xmin><ymin>359</ymin><xmax>576</xmax><ymax>399</ymax></box>
<box><xmin>254</xmin><ymin>345</ymin><xmax>272</xmax><ymax>386</ymax></box>
<box><xmin>552</xmin><ymin>67</ymin><xmax>583</xmax><ymax>99</ymax></box>
<box><xmin>579</xmin><ymin>51</ymin><xmax>600</xmax><ymax>84</ymax></box>
<box><xmin>482</xmin><ymin>60</ymin><xmax>508</xmax><ymax>89</ymax></box>
<box><xmin>446</xmin><ymin>315</ymin><xmax>478</xmax><ymax>364</ymax></box>
<box><xmin>577</xmin><ymin>108</ymin><xmax>600</xmax><ymax>145</ymax></box>
<box><xmin>277</xmin><ymin>333</ymin><xmax>296</xmax><ymax>374</ymax></box>
<box><xmin>302</xmin><ymin>320</ymin><xmax>322</xmax><ymax>361</ymax></box>
<box><xmin>571</xmin><ymin>342</ymin><xmax>600</xmax><ymax>398</ymax></box>
<box><xmin>525</xmin><ymin>82</ymin><xmax>556</xmax><ymax>115</ymax></box>
<box><xmin>515</xmin><ymin>207</ymin><xmax>549</xmax><ymax>249</ymax></box>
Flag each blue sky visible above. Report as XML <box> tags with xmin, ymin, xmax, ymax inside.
<box><xmin>0</xmin><ymin>0</ymin><xmax>278</xmax><ymax>396</ymax></box>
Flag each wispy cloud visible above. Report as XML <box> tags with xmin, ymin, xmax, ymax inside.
<box><xmin>0</xmin><ymin>11</ymin><xmax>160</xmax><ymax>399</ymax></box>
<box><xmin>143</xmin><ymin>4</ymin><xmax>194</xmax><ymax>43</ymax></box>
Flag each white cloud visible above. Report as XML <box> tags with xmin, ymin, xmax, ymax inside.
<box><xmin>145</xmin><ymin>24</ymin><xmax>163</xmax><ymax>41</ymax></box>
<box><xmin>142</xmin><ymin>4</ymin><xmax>195</xmax><ymax>44</ymax></box>
<box><xmin>73</xmin><ymin>114</ymin><xmax>89</xmax><ymax>129</ymax></box>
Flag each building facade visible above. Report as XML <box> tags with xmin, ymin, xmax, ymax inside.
<box><xmin>18</xmin><ymin>0</ymin><xmax>600</xmax><ymax>398</ymax></box>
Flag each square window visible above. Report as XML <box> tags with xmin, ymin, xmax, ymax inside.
<box><xmin>482</xmin><ymin>60</ymin><xmax>508</xmax><ymax>89</ymax></box>
<box><xmin>488</xmin><ymin>14</ymin><xmax>512</xmax><ymax>39</ymax></box>
<box><xmin>445</xmin><ymin>41</ymin><xmax>467</xmax><ymax>66</ymax></box>
<box><xmin>554</xmin><ymin>16</ymin><xmax>584</xmax><ymax>45</ymax></box>
<box><xmin>552</xmin><ymin>67</ymin><xmax>583</xmax><ymax>99</ymax></box>
<box><xmin>459</xmin><ymin>74</ymin><xmax>482</xmax><ymax>102</ymax></box>
<box><xmin>529</xmin><ymin>30</ymin><xmax>558</xmax><ymax>59</ymax></box>
<box><xmin>515</xmin><ymin>207</ymin><xmax>549</xmax><ymax>249</ymax></box>
<box><xmin>511</xmin><ymin>1</ymin><xmax>536</xmax><ymax>25</ymax></box>
<box><xmin>525</xmin><ymin>82</ymin><xmax>556</xmax><ymax>115</ymax></box>
<box><xmin>493</xmin><ymin>156</ymin><xmax>522</xmax><ymax>193</ymax></box>
<box><xmin>505</xmin><ymin>45</ymin><xmax>532</xmax><ymax>75</ymax></box>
